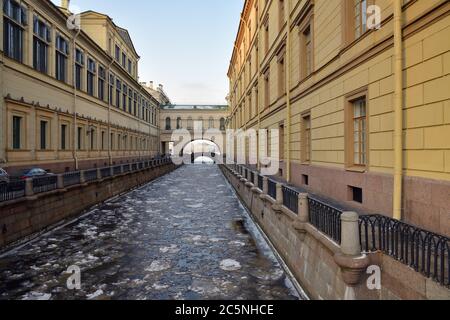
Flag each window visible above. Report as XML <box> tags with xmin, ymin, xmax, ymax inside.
<box><xmin>165</xmin><ymin>117</ymin><xmax>171</xmax><ymax>130</ymax></box>
<box><xmin>278</xmin><ymin>55</ymin><xmax>285</xmax><ymax>96</ymax></box>
<box><xmin>264</xmin><ymin>70</ymin><xmax>270</xmax><ymax>108</ymax></box>
<box><xmin>12</xmin><ymin>115</ymin><xmax>22</xmax><ymax>150</ymax></box>
<box><xmin>40</xmin><ymin>121</ymin><xmax>48</xmax><ymax>150</ymax></box>
<box><xmin>128</xmin><ymin>59</ymin><xmax>132</xmax><ymax>74</ymax></box>
<box><xmin>128</xmin><ymin>89</ymin><xmax>133</xmax><ymax>113</ymax></box>
<box><xmin>3</xmin><ymin>0</ymin><xmax>27</xmax><ymax>62</ymax></box>
<box><xmin>122</xmin><ymin>52</ymin><xmax>126</xmax><ymax>68</ymax></box>
<box><xmin>56</xmin><ymin>35</ymin><xmax>69</xmax><ymax>82</ymax></box>
<box><xmin>101</xmin><ymin>131</ymin><xmax>105</xmax><ymax>150</ymax></box>
<box><xmin>115</xmin><ymin>79</ymin><xmax>121</xmax><ymax>108</ymax></box>
<box><xmin>90</xmin><ymin>128</ymin><xmax>95</xmax><ymax>150</ymax></box>
<box><xmin>75</xmin><ymin>49</ymin><xmax>84</xmax><ymax>90</ymax></box>
<box><xmin>77</xmin><ymin>127</ymin><xmax>83</xmax><ymax>150</ymax></box>
<box><xmin>354</xmin><ymin>0</ymin><xmax>368</xmax><ymax>39</ymax></box>
<box><xmin>187</xmin><ymin>117</ymin><xmax>193</xmax><ymax>130</ymax></box>
<box><xmin>115</xmin><ymin>45</ymin><xmax>120</xmax><ymax>62</ymax></box>
<box><xmin>279</xmin><ymin>0</ymin><xmax>285</xmax><ymax>30</ymax></box>
<box><xmin>110</xmin><ymin>133</ymin><xmax>114</xmax><ymax>150</ymax></box>
<box><xmin>98</xmin><ymin>65</ymin><xmax>105</xmax><ymax>101</ymax></box>
<box><xmin>350</xmin><ymin>186</ymin><xmax>363</xmax><ymax>203</ymax></box>
<box><xmin>61</xmin><ymin>124</ymin><xmax>67</xmax><ymax>150</ymax></box>
<box><xmin>303</xmin><ymin>26</ymin><xmax>312</xmax><ymax>77</ymax></box>
<box><xmin>264</xmin><ymin>18</ymin><xmax>269</xmax><ymax>53</ymax></box>
<box><xmin>33</xmin><ymin>15</ymin><xmax>51</xmax><ymax>74</ymax></box>
<box><xmin>352</xmin><ymin>98</ymin><xmax>367</xmax><ymax>166</ymax></box>
<box><xmin>177</xmin><ymin>117</ymin><xmax>182</xmax><ymax>129</ymax></box>
<box><xmin>122</xmin><ymin>84</ymin><xmax>128</xmax><ymax>111</ymax></box>
<box><xmin>302</xmin><ymin>114</ymin><xmax>311</xmax><ymax>163</ymax></box>
<box><xmin>220</xmin><ymin>118</ymin><xmax>226</xmax><ymax>131</ymax></box>
<box><xmin>87</xmin><ymin>58</ymin><xmax>96</xmax><ymax>96</ymax></box>
<box><xmin>209</xmin><ymin>117</ymin><xmax>214</xmax><ymax>129</ymax></box>
<box><xmin>109</xmin><ymin>73</ymin><xmax>115</xmax><ymax>105</ymax></box>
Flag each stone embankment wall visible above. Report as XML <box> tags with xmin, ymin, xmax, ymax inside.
<box><xmin>220</xmin><ymin>165</ymin><xmax>450</xmax><ymax>300</ymax></box>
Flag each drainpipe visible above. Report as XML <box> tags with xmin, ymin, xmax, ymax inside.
<box><xmin>72</xmin><ymin>28</ymin><xmax>81</xmax><ymax>170</ymax></box>
<box><xmin>106</xmin><ymin>57</ymin><xmax>114</xmax><ymax>166</ymax></box>
<box><xmin>393</xmin><ymin>0</ymin><xmax>404</xmax><ymax>221</ymax></box>
<box><xmin>285</xmin><ymin>0</ymin><xmax>292</xmax><ymax>183</ymax></box>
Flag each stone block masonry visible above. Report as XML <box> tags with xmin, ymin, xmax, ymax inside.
<box><xmin>0</xmin><ymin>163</ymin><xmax>178</xmax><ymax>250</ymax></box>
<box><xmin>220</xmin><ymin>165</ymin><xmax>450</xmax><ymax>300</ymax></box>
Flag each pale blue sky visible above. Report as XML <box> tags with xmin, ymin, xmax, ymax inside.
<box><xmin>54</xmin><ymin>0</ymin><xmax>243</xmax><ymax>104</ymax></box>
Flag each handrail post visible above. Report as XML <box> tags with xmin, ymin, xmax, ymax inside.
<box><xmin>298</xmin><ymin>193</ymin><xmax>309</xmax><ymax>223</ymax></box>
<box><xmin>57</xmin><ymin>174</ymin><xmax>64</xmax><ymax>189</ymax></box>
<box><xmin>80</xmin><ymin>171</ymin><xmax>85</xmax><ymax>184</ymax></box>
<box><xmin>340</xmin><ymin>212</ymin><xmax>361</xmax><ymax>256</ymax></box>
<box><xmin>25</xmin><ymin>178</ymin><xmax>34</xmax><ymax>197</ymax></box>
<box><xmin>276</xmin><ymin>183</ymin><xmax>283</xmax><ymax>205</ymax></box>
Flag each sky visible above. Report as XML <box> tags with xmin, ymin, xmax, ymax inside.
<box><xmin>54</xmin><ymin>0</ymin><xmax>243</xmax><ymax>105</ymax></box>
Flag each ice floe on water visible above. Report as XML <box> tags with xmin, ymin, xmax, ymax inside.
<box><xmin>160</xmin><ymin>245</ymin><xmax>180</xmax><ymax>254</ymax></box>
<box><xmin>22</xmin><ymin>292</ymin><xmax>52</xmax><ymax>300</ymax></box>
<box><xmin>145</xmin><ymin>260</ymin><xmax>171</xmax><ymax>272</ymax></box>
<box><xmin>220</xmin><ymin>259</ymin><xmax>242</xmax><ymax>271</ymax></box>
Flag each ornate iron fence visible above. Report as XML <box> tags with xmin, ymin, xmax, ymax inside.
<box><xmin>268</xmin><ymin>179</ymin><xmax>277</xmax><ymax>200</ymax></box>
<box><xmin>113</xmin><ymin>165</ymin><xmax>122</xmax><ymax>176</ymax></box>
<box><xmin>100</xmin><ymin>167</ymin><xmax>111</xmax><ymax>178</ymax></box>
<box><xmin>258</xmin><ymin>175</ymin><xmax>264</xmax><ymax>190</ymax></box>
<box><xmin>63</xmin><ymin>171</ymin><xmax>81</xmax><ymax>187</ymax></box>
<box><xmin>359</xmin><ymin>215</ymin><xmax>450</xmax><ymax>287</ymax></box>
<box><xmin>309</xmin><ymin>197</ymin><xmax>343</xmax><ymax>244</ymax></box>
<box><xmin>283</xmin><ymin>186</ymin><xmax>299</xmax><ymax>214</ymax></box>
<box><xmin>32</xmin><ymin>175</ymin><xmax>57</xmax><ymax>194</ymax></box>
<box><xmin>0</xmin><ymin>180</ymin><xmax>26</xmax><ymax>202</ymax></box>
<box><xmin>84</xmin><ymin>169</ymin><xmax>98</xmax><ymax>183</ymax></box>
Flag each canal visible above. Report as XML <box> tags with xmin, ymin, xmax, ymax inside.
<box><xmin>0</xmin><ymin>165</ymin><xmax>303</xmax><ymax>300</ymax></box>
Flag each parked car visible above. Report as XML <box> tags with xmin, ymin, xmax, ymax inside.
<box><xmin>0</xmin><ymin>168</ymin><xmax>9</xmax><ymax>185</ymax></box>
<box><xmin>14</xmin><ymin>168</ymin><xmax>54</xmax><ymax>180</ymax></box>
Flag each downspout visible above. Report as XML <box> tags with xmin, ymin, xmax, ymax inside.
<box><xmin>72</xmin><ymin>28</ymin><xmax>81</xmax><ymax>170</ymax></box>
<box><xmin>285</xmin><ymin>0</ymin><xmax>292</xmax><ymax>182</ymax></box>
<box><xmin>106</xmin><ymin>57</ymin><xmax>114</xmax><ymax>166</ymax></box>
<box><xmin>393</xmin><ymin>0</ymin><xmax>404</xmax><ymax>221</ymax></box>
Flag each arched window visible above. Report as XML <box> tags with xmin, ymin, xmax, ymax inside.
<box><xmin>177</xmin><ymin>117</ymin><xmax>182</xmax><ymax>129</ymax></box>
<box><xmin>165</xmin><ymin>117</ymin><xmax>171</xmax><ymax>130</ymax></box>
<box><xmin>220</xmin><ymin>118</ymin><xmax>225</xmax><ymax>131</ymax></box>
<box><xmin>187</xmin><ymin>117</ymin><xmax>193</xmax><ymax>130</ymax></box>
<box><xmin>209</xmin><ymin>117</ymin><xmax>214</xmax><ymax>129</ymax></box>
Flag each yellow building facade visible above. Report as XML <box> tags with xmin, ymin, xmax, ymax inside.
<box><xmin>0</xmin><ymin>0</ymin><xmax>161</xmax><ymax>173</ymax></box>
<box><xmin>228</xmin><ymin>0</ymin><xmax>450</xmax><ymax>235</ymax></box>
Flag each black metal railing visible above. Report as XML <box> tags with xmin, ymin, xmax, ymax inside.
<box><xmin>123</xmin><ymin>164</ymin><xmax>131</xmax><ymax>173</ymax></box>
<box><xmin>359</xmin><ymin>215</ymin><xmax>450</xmax><ymax>287</ymax></box>
<box><xmin>131</xmin><ymin>163</ymin><xmax>138</xmax><ymax>171</ymax></box>
<box><xmin>32</xmin><ymin>175</ymin><xmax>57</xmax><ymax>194</ymax></box>
<box><xmin>283</xmin><ymin>186</ymin><xmax>299</xmax><ymax>214</ymax></box>
<box><xmin>268</xmin><ymin>179</ymin><xmax>277</xmax><ymax>200</ymax></box>
<box><xmin>258</xmin><ymin>175</ymin><xmax>263</xmax><ymax>190</ymax></box>
<box><xmin>250</xmin><ymin>171</ymin><xmax>255</xmax><ymax>184</ymax></box>
<box><xmin>113</xmin><ymin>165</ymin><xmax>122</xmax><ymax>176</ymax></box>
<box><xmin>84</xmin><ymin>169</ymin><xmax>98</xmax><ymax>183</ymax></box>
<box><xmin>100</xmin><ymin>167</ymin><xmax>111</xmax><ymax>178</ymax></box>
<box><xmin>63</xmin><ymin>171</ymin><xmax>81</xmax><ymax>187</ymax></box>
<box><xmin>0</xmin><ymin>180</ymin><xmax>25</xmax><ymax>202</ymax></box>
<box><xmin>309</xmin><ymin>197</ymin><xmax>343</xmax><ymax>244</ymax></box>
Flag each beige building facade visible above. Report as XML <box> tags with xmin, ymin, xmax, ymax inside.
<box><xmin>0</xmin><ymin>0</ymin><xmax>161</xmax><ymax>174</ymax></box>
<box><xmin>228</xmin><ymin>0</ymin><xmax>450</xmax><ymax>236</ymax></box>
<box><xmin>159</xmin><ymin>105</ymin><xmax>228</xmax><ymax>157</ymax></box>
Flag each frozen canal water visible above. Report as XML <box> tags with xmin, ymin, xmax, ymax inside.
<box><xmin>0</xmin><ymin>165</ymin><xmax>301</xmax><ymax>300</ymax></box>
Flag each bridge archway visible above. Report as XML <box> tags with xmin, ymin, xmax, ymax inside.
<box><xmin>180</xmin><ymin>139</ymin><xmax>222</xmax><ymax>164</ymax></box>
